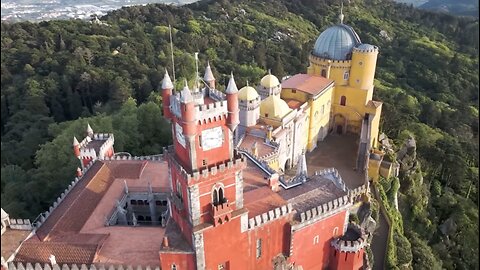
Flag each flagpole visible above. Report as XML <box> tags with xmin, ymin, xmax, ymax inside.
<box><xmin>169</xmin><ymin>24</ymin><xmax>176</xmax><ymax>83</ymax></box>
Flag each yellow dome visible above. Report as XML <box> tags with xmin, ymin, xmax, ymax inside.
<box><xmin>238</xmin><ymin>86</ymin><xmax>259</xmax><ymax>101</ymax></box>
<box><xmin>260</xmin><ymin>95</ymin><xmax>291</xmax><ymax>119</ymax></box>
<box><xmin>260</xmin><ymin>74</ymin><xmax>280</xmax><ymax>88</ymax></box>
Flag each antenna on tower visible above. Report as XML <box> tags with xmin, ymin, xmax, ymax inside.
<box><xmin>194</xmin><ymin>52</ymin><xmax>199</xmax><ymax>90</ymax></box>
<box><xmin>339</xmin><ymin>1</ymin><xmax>345</xmax><ymax>24</ymax></box>
<box><xmin>169</xmin><ymin>24</ymin><xmax>176</xmax><ymax>83</ymax></box>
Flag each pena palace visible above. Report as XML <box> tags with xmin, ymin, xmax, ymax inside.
<box><xmin>1</xmin><ymin>9</ymin><xmax>400</xmax><ymax>270</ymax></box>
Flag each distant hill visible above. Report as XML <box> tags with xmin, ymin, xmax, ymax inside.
<box><xmin>420</xmin><ymin>0</ymin><xmax>478</xmax><ymax>16</ymax></box>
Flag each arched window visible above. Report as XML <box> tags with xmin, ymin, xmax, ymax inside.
<box><xmin>171</xmin><ymin>264</ymin><xmax>177</xmax><ymax>270</ymax></box>
<box><xmin>340</xmin><ymin>96</ymin><xmax>346</xmax><ymax>106</ymax></box>
<box><xmin>213</xmin><ymin>189</ymin><xmax>218</xmax><ymax>205</ymax></box>
<box><xmin>218</xmin><ymin>187</ymin><xmax>224</xmax><ymax>204</ymax></box>
<box><xmin>321</xmin><ymin>69</ymin><xmax>327</xmax><ymax>77</ymax></box>
<box><xmin>333</xmin><ymin>227</ymin><xmax>339</xmax><ymax>237</ymax></box>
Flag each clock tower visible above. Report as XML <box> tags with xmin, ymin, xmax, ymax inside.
<box><xmin>161</xmin><ymin>67</ymin><xmax>246</xmax><ymax>256</ymax></box>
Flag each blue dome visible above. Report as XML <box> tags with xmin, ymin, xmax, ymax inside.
<box><xmin>313</xmin><ymin>24</ymin><xmax>361</xmax><ymax>60</ymax></box>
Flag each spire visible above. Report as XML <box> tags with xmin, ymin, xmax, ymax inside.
<box><xmin>225</xmin><ymin>72</ymin><xmax>238</xmax><ymax>94</ymax></box>
<box><xmin>339</xmin><ymin>1</ymin><xmax>344</xmax><ymax>24</ymax></box>
<box><xmin>180</xmin><ymin>79</ymin><xmax>193</xmax><ymax>103</ymax></box>
<box><xmin>73</xmin><ymin>136</ymin><xmax>79</xmax><ymax>146</ymax></box>
<box><xmin>296</xmin><ymin>150</ymin><xmax>308</xmax><ymax>180</ymax></box>
<box><xmin>162</xmin><ymin>69</ymin><xmax>174</xmax><ymax>89</ymax></box>
<box><xmin>203</xmin><ymin>61</ymin><xmax>215</xmax><ymax>82</ymax></box>
<box><xmin>87</xmin><ymin>123</ymin><xmax>93</xmax><ymax>137</ymax></box>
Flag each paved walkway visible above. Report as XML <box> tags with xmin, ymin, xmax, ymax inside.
<box><xmin>371</xmin><ymin>189</ymin><xmax>389</xmax><ymax>270</ymax></box>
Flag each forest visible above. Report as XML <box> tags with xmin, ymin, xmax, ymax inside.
<box><xmin>1</xmin><ymin>0</ymin><xmax>478</xmax><ymax>269</ymax></box>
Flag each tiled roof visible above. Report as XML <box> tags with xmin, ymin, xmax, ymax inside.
<box><xmin>14</xmin><ymin>241</ymin><xmax>99</xmax><ymax>264</ymax></box>
<box><xmin>35</xmin><ymin>162</ymin><xmax>111</xmax><ymax>240</ymax></box>
<box><xmin>367</xmin><ymin>100</ymin><xmax>382</xmax><ymax>108</ymax></box>
<box><xmin>279</xmin><ymin>174</ymin><xmax>348</xmax><ymax>214</ymax></box>
<box><xmin>105</xmin><ymin>161</ymin><xmax>147</xmax><ymax>179</ymax></box>
<box><xmin>281</xmin><ymin>74</ymin><xmax>333</xmax><ymax>96</ymax></box>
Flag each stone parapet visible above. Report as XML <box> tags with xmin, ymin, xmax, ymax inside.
<box><xmin>7</xmin><ymin>263</ymin><xmax>161</xmax><ymax>270</ymax></box>
<box><xmin>32</xmin><ymin>160</ymin><xmax>96</xmax><ymax>229</ymax></box>
<box><xmin>330</xmin><ymin>223</ymin><xmax>367</xmax><ymax>253</ymax></box>
<box><xmin>298</xmin><ymin>195</ymin><xmax>350</xmax><ymax>225</ymax></box>
<box><xmin>247</xmin><ymin>203</ymin><xmax>293</xmax><ymax>230</ymax></box>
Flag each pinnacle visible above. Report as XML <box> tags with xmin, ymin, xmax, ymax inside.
<box><xmin>204</xmin><ymin>61</ymin><xmax>215</xmax><ymax>82</ymax></box>
<box><xmin>73</xmin><ymin>136</ymin><xmax>79</xmax><ymax>146</ymax></box>
<box><xmin>225</xmin><ymin>72</ymin><xmax>238</xmax><ymax>94</ymax></box>
<box><xmin>162</xmin><ymin>69</ymin><xmax>174</xmax><ymax>89</ymax></box>
<box><xmin>87</xmin><ymin>123</ymin><xmax>93</xmax><ymax>135</ymax></box>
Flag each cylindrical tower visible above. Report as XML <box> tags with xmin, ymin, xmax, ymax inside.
<box><xmin>180</xmin><ymin>82</ymin><xmax>196</xmax><ymax>137</ymax></box>
<box><xmin>73</xmin><ymin>136</ymin><xmax>80</xmax><ymax>157</ymax></box>
<box><xmin>225</xmin><ymin>73</ymin><xmax>239</xmax><ymax>132</ymax></box>
<box><xmin>329</xmin><ymin>223</ymin><xmax>367</xmax><ymax>270</ymax></box>
<box><xmin>238</xmin><ymin>86</ymin><xmax>261</xmax><ymax>127</ymax></box>
<box><xmin>349</xmin><ymin>44</ymin><xmax>379</xmax><ymax>91</ymax></box>
<box><xmin>161</xmin><ymin>69</ymin><xmax>174</xmax><ymax>120</ymax></box>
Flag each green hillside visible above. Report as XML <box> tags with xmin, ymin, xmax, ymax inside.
<box><xmin>1</xmin><ymin>0</ymin><xmax>478</xmax><ymax>269</ymax></box>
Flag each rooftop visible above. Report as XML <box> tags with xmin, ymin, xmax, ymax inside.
<box><xmin>1</xmin><ymin>228</ymin><xmax>31</xmax><ymax>260</ymax></box>
<box><xmin>279</xmin><ymin>174</ymin><xmax>348</xmax><ymax>216</ymax></box>
<box><xmin>16</xmin><ymin>159</ymin><xmax>171</xmax><ymax>266</ymax></box>
<box><xmin>238</xmin><ymin>134</ymin><xmax>277</xmax><ymax>159</ymax></box>
<box><xmin>281</xmin><ymin>74</ymin><xmax>333</xmax><ymax>96</ymax></box>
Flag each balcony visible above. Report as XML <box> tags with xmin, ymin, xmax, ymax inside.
<box><xmin>210</xmin><ymin>200</ymin><xmax>232</xmax><ymax>226</ymax></box>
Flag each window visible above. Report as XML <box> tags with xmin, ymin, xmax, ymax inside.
<box><xmin>156</xmin><ymin>201</ymin><xmax>162</xmax><ymax>206</ymax></box>
<box><xmin>340</xmin><ymin>96</ymin><xmax>346</xmax><ymax>106</ymax></box>
<box><xmin>212</xmin><ymin>186</ymin><xmax>225</xmax><ymax>206</ymax></box>
<box><xmin>218</xmin><ymin>263</ymin><xmax>225</xmax><ymax>270</ymax></box>
<box><xmin>171</xmin><ymin>264</ymin><xmax>177</xmax><ymax>270</ymax></box>
<box><xmin>343</xmin><ymin>71</ymin><xmax>349</xmax><ymax>80</ymax></box>
<box><xmin>176</xmin><ymin>181</ymin><xmax>183</xmax><ymax>201</ymax></box>
<box><xmin>292</xmin><ymin>89</ymin><xmax>296</xmax><ymax>93</ymax></box>
<box><xmin>313</xmin><ymin>235</ymin><xmax>319</xmax><ymax>245</ymax></box>
<box><xmin>202</xmin><ymin>159</ymin><xmax>207</xmax><ymax>166</ymax></box>
<box><xmin>333</xmin><ymin>227</ymin><xmax>339</xmax><ymax>237</ymax></box>
<box><xmin>359</xmin><ymin>61</ymin><xmax>363</xmax><ymax>66</ymax></box>
<box><xmin>131</xmin><ymin>200</ymin><xmax>137</xmax><ymax>205</ymax></box>
<box><xmin>138</xmin><ymin>200</ymin><xmax>144</xmax><ymax>205</ymax></box>
<box><xmin>265</xmin><ymin>113</ymin><xmax>269</xmax><ymax>117</ymax></box>
<box><xmin>321</xmin><ymin>69</ymin><xmax>327</xmax><ymax>77</ymax></box>
<box><xmin>256</xmin><ymin>239</ymin><xmax>262</xmax><ymax>258</ymax></box>
<box><xmin>321</xmin><ymin>105</ymin><xmax>325</xmax><ymax>115</ymax></box>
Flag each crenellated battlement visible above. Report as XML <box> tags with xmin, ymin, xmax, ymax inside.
<box><xmin>79</xmin><ymin>133</ymin><xmax>114</xmax><ymax>161</ymax></box>
<box><xmin>298</xmin><ymin>194</ymin><xmax>350</xmax><ymax>224</ymax></box>
<box><xmin>195</xmin><ymin>100</ymin><xmax>228</xmax><ymax>123</ymax></box>
<box><xmin>309</xmin><ymin>54</ymin><xmax>352</xmax><ymax>66</ymax></box>
<box><xmin>352</xmin><ymin>46</ymin><xmax>379</xmax><ymax>54</ymax></box>
<box><xmin>331</xmin><ymin>223</ymin><xmax>367</xmax><ymax>253</ymax></box>
<box><xmin>104</xmin><ymin>155</ymin><xmax>164</xmax><ymax>162</ymax></box>
<box><xmin>313</xmin><ymin>168</ymin><xmax>347</xmax><ymax>192</ymax></box>
<box><xmin>348</xmin><ymin>183</ymin><xmax>369</xmax><ymax>203</ymax></box>
<box><xmin>248</xmin><ymin>203</ymin><xmax>293</xmax><ymax>230</ymax></box>
<box><xmin>165</xmin><ymin>147</ymin><xmax>245</xmax><ymax>182</ymax></box>
<box><xmin>6</xmin><ymin>263</ymin><xmax>161</xmax><ymax>270</ymax></box>
<box><xmin>33</xmin><ymin>160</ymin><xmax>96</xmax><ymax>229</ymax></box>
<box><xmin>7</xmin><ymin>219</ymin><xmax>32</xmax><ymax>231</ymax></box>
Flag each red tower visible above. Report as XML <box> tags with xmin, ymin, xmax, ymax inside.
<box><xmin>73</xmin><ymin>136</ymin><xmax>80</xmax><ymax>157</ymax></box>
<box><xmin>161</xmin><ymin>69</ymin><xmax>174</xmax><ymax>120</ymax></box>
<box><xmin>329</xmin><ymin>223</ymin><xmax>366</xmax><ymax>270</ymax></box>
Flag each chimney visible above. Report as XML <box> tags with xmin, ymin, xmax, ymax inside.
<box><xmin>163</xmin><ymin>236</ymin><xmax>169</xmax><ymax>247</ymax></box>
<box><xmin>76</xmin><ymin>167</ymin><xmax>82</xmax><ymax>177</ymax></box>
<box><xmin>269</xmin><ymin>173</ymin><xmax>280</xmax><ymax>192</ymax></box>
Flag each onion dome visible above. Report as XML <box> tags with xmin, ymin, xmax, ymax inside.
<box><xmin>238</xmin><ymin>86</ymin><xmax>259</xmax><ymax>101</ymax></box>
<box><xmin>260</xmin><ymin>95</ymin><xmax>292</xmax><ymax>119</ymax></box>
<box><xmin>260</xmin><ymin>72</ymin><xmax>280</xmax><ymax>88</ymax></box>
<box><xmin>312</xmin><ymin>24</ymin><xmax>361</xmax><ymax>60</ymax></box>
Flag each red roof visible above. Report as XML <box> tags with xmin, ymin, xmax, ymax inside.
<box><xmin>15</xmin><ymin>241</ymin><xmax>100</xmax><ymax>264</ymax></box>
<box><xmin>281</xmin><ymin>74</ymin><xmax>333</xmax><ymax>96</ymax></box>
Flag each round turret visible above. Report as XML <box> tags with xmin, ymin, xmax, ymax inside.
<box><xmin>329</xmin><ymin>223</ymin><xmax>366</xmax><ymax>270</ymax></box>
<box><xmin>260</xmin><ymin>73</ymin><xmax>280</xmax><ymax>89</ymax></box>
<box><xmin>161</xmin><ymin>69</ymin><xmax>174</xmax><ymax>119</ymax></box>
<box><xmin>238</xmin><ymin>86</ymin><xmax>260</xmax><ymax>101</ymax></box>
<box><xmin>226</xmin><ymin>73</ymin><xmax>240</xmax><ymax>132</ymax></box>
<box><xmin>258</xmin><ymin>71</ymin><xmax>281</xmax><ymax>99</ymax></box>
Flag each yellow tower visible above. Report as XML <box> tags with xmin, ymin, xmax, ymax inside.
<box><xmin>307</xmin><ymin>11</ymin><xmax>382</xmax><ymax>150</ymax></box>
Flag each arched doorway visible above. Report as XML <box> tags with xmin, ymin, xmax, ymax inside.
<box><xmin>340</xmin><ymin>96</ymin><xmax>347</xmax><ymax>106</ymax></box>
<box><xmin>321</xmin><ymin>69</ymin><xmax>327</xmax><ymax>77</ymax></box>
<box><xmin>333</xmin><ymin>114</ymin><xmax>347</xmax><ymax>135</ymax></box>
